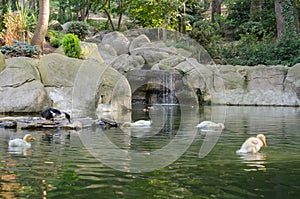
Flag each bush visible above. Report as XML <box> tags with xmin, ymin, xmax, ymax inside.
<box><xmin>1</xmin><ymin>40</ymin><xmax>41</xmax><ymax>58</ymax></box>
<box><xmin>219</xmin><ymin>33</ymin><xmax>300</xmax><ymax>67</ymax></box>
<box><xmin>62</xmin><ymin>33</ymin><xmax>82</xmax><ymax>59</ymax></box>
<box><xmin>66</xmin><ymin>21</ymin><xmax>89</xmax><ymax>41</ymax></box>
<box><xmin>46</xmin><ymin>30</ymin><xmax>64</xmax><ymax>48</ymax></box>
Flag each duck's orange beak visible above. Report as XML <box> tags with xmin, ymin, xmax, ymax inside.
<box><xmin>31</xmin><ymin>136</ymin><xmax>36</xmax><ymax>141</ymax></box>
<box><xmin>263</xmin><ymin>138</ymin><xmax>267</xmax><ymax>147</ymax></box>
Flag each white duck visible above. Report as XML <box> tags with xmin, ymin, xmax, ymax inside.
<box><xmin>122</xmin><ymin>120</ymin><xmax>152</xmax><ymax>128</ymax></box>
<box><xmin>196</xmin><ymin>121</ymin><xmax>225</xmax><ymax>130</ymax></box>
<box><xmin>9</xmin><ymin>134</ymin><xmax>36</xmax><ymax>148</ymax></box>
<box><xmin>236</xmin><ymin>134</ymin><xmax>267</xmax><ymax>154</ymax></box>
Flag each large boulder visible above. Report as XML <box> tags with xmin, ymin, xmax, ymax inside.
<box><xmin>152</xmin><ymin>55</ymin><xmax>186</xmax><ymax>70</ymax></box>
<box><xmin>55</xmin><ymin>42</ymin><xmax>105</xmax><ymax>64</ymax></box>
<box><xmin>98</xmin><ymin>66</ymin><xmax>132</xmax><ymax>121</ymax></box>
<box><xmin>285</xmin><ymin>63</ymin><xmax>300</xmax><ymax>98</ymax></box>
<box><xmin>39</xmin><ymin>53</ymin><xmax>82</xmax><ymax>87</ymax></box>
<box><xmin>174</xmin><ymin>58</ymin><xmax>214</xmax><ymax>93</ymax></box>
<box><xmin>98</xmin><ymin>43</ymin><xmax>118</xmax><ymax>63</ymax></box>
<box><xmin>80</xmin><ymin>42</ymin><xmax>105</xmax><ymax>63</ymax></box>
<box><xmin>247</xmin><ymin>65</ymin><xmax>287</xmax><ymax>91</ymax></box>
<box><xmin>0</xmin><ymin>57</ymin><xmax>51</xmax><ymax>112</ymax></box>
<box><xmin>39</xmin><ymin>53</ymin><xmax>132</xmax><ymax>117</ymax></box>
<box><xmin>109</xmin><ymin>54</ymin><xmax>145</xmax><ymax>74</ymax></box>
<box><xmin>129</xmin><ymin>34</ymin><xmax>151</xmax><ymax>52</ymax></box>
<box><xmin>101</xmin><ymin>31</ymin><xmax>130</xmax><ymax>55</ymax></box>
<box><xmin>0</xmin><ymin>52</ymin><xmax>5</xmax><ymax>72</ymax></box>
<box><xmin>210</xmin><ymin>65</ymin><xmax>300</xmax><ymax>106</ymax></box>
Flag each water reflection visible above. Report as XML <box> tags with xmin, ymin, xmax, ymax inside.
<box><xmin>1</xmin><ymin>106</ymin><xmax>300</xmax><ymax>198</ymax></box>
<box><xmin>237</xmin><ymin>152</ymin><xmax>267</xmax><ymax>171</ymax></box>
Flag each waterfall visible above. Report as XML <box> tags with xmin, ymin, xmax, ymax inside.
<box><xmin>162</xmin><ymin>71</ymin><xmax>177</xmax><ymax>105</ymax></box>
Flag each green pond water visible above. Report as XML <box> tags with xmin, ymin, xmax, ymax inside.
<box><xmin>0</xmin><ymin>105</ymin><xmax>300</xmax><ymax>198</ymax></box>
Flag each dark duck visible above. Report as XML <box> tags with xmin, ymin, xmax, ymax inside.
<box><xmin>41</xmin><ymin>108</ymin><xmax>71</xmax><ymax>123</ymax></box>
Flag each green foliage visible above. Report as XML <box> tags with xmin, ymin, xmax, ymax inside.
<box><xmin>128</xmin><ymin>0</ymin><xmax>182</xmax><ymax>29</ymax></box>
<box><xmin>225</xmin><ymin>0</ymin><xmax>276</xmax><ymax>40</ymax></box>
<box><xmin>1</xmin><ymin>40</ymin><xmax>41</xmax><ymax>58</ymax></box>
<box><xmin>86</xmin><ymin>19</ymin><xmax>111</xmax><ymax>32</ymax></box>
<box><xmin>46</xmin><ymin>30</ymin><xmax>65</xmax><ymax>48</ymax></box>
<box><xmin>62</xmin><ymin>33</ymin><xmax>82</xmax><ymax>59</ymax></box>
<box><xmin>0</xmin><ymin>5</ymin><xmax>37</xmax><ymax>45</ymax></box>
<box><xmin>0</xmin><ymin>4</ymin><xmax>9</xmax><ymax>31</ymax></box>
<box><xmin>219</xmin><ymin>33</ymin><xmax>300</xmax><ymax>67</ymax></box>
<box><xmin>66</xmin><ymin>21</ymin><xmax>89</xmax><ymax>41</ymax></box>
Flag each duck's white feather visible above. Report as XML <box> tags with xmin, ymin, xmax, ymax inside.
<box><xmin>236</xmin><ymin>134</ymin><xmax>267</xmax><ymax>154</ymax></box>
<box><xmin>8</xmin><ymin>134</ymin><xmax>36</xmax><ymax>148</ymax></box>
<box><xmin>196</xmin><ymin>121</ymin><xmax>224</xmax><ymax>130</ymax></box>
<box><xmin>122</xmin><ymin>120</ymin><xmax>152</xmax><ymax>127</ymax></box>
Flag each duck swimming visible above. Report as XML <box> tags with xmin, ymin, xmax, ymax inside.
<box><xmin>41</xmin><ymin>108</ymin><xmax>71</xmax><ymax>123</ymax></box>
<box><xmin>9</xmin><ymin>134</ymin><xmax>36</xmax><ymax>148</ymax></box>
<box><xmin>122</xmin><ymin>120</ymin><xmax>152</xmax><ymax>127</ymax></box>
<box><xmin>196</xmin><ymin>121</ymin><xmax>225</xmax><ymax>130</ymax></box>
<box><xmin>236</xmin><ymin>134</ymin><xmax>267</xmax><ymax>154</ymax></box>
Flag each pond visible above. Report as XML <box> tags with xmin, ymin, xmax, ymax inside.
<box><xmin>1</xmin><ymin>105</ymin><xmax>300</xmax><ymax>198</ymax></box>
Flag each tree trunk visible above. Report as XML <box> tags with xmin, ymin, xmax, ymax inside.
<box><xmin>31</xmin><ymin>0</ymin><xmax>49</xmax><ymax>51</ymax></box>
<box><xmin>250</xmin><ymin>0</ymin><xmax>262</xmax><ymax>21</ymax></box>
<box><xmin>211</xmin><ymin>0</ymin><xmax>222</xmax><ymax>24</ymax></box>
<box><xmin>274</xmin><ymin>0</ymin><xmax>286</xmax><ymax>37</ymax></box>
<box><xmin>274</xmin><ymin>0</ymin><xmax>296</xmax><ymax>38</ymax></box>
<box><xmin>293</xmin><ymin>0</ymin><xmax>300</xmax><ymax>33</ymax></box>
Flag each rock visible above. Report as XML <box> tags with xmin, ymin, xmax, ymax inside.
<box><xmin>98</xmin><ymin>43</ymin><xmax>118</xmax><ymax>63</ymax></box>
<box><xmin>0</xmin><ymin>121</ymin><xmax>17</xmax><ymax>128</ymax></box>
<box><xmin>174</xmin><ymin>58</ymin><xmax>214</xmax><ymax>92</ymax></box>
<box><xmin>285</xmin><ymin>63</ymin><xmax>300</xmax><ymax>98</ymax></box>
<box><xmin>17</xmin><ymin>121</ymin><xmax>43</xmax><ymax>129</ymax></box>
<box><xmin>61</xmin><ymin>120</ymin><xmax>83</xmax><ymax>130</ymax></box>
<box><xmin>80</xmin><ymin>42</ymin><xmax>105</xmax><ymax>63</ymax></box>
<box><xmin>45</xmin><ymin>87</ymin><xmax>73</xmax><ymax>111</ymax></box>
<box><xmin>129</xmin><ymin>34</ymin><xmax>151</xmax><ymax>52</ymax></box>
<box><xmin>247</xmin><ymin>65</ymin><xmax>287</xmax><ymax>91</ymax></box>
<box><xmin>48</xmin><ymin>20</ymin><xmax>63</xmax><ymax>31</ymax></box>
<box><xmin>153</xmin><ymin>55</ymin><xmax>186</xmax><ymax>70</ymax></box>
<box><xmin>102</xmin><ymin>31</ymin><xmax>130</xmax><ymax>55</ymax></box>
<box><xmin>0</xmin><ymin>57</ymin><xmax>51</xmax><ymax>112</ymax></box>
<box><xmin>39</xmin><ymin>53</ymin><xmax>82</xmax><ymax>87</ymax></box>
<box><xmin>98</xmin><ymin>66</ymin><xmax>132</xmax><ymax>120</ymax></box>
<box><xmin>70</xmin><ymin>58</ymin><xmax>106</xmax><ymax>116</ymax></box>
<box><xmin>0</xmin><ymin>52</ymin><xmax>5</xmax><ymax>72</ymax></box>
<box><xmin>131</xmin><ymin>47</ymin><xmax>170</xmax><ymax>67</ymax></box>
<box><xmin>61</xmin><ymin>21</ymin><xmax>73</xmax><ymax>33</ymax></box>
<box><xmin>210</xmin><ymin>64</ymin><xmax>300</xmax><ymax>106</ymax></box>
<box><xmin>109</xmin><ymin>54</ymin><xmax>145</xmax><ymax>73</ymax></box>
<box><xmin>214</xmin><ymin>65</ymin><xmax>247</xmax><ymax>90</ymax></box>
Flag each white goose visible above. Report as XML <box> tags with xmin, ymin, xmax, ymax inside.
<box><xmin>236</xmin><ymin>134</ymin><xmax>267</xmax><ymax>154</ymax></box>
<box><xmin>196</xmin><ymin>121</ymin><xmax>225</xmax><ymax>130</ymax></box>
<box><xmin>122</xmin><ymin>120</ymin><xmax>152</xmax><ymax>128</ymax></box>
<box><xmin>9</xmin><ymin>134</ymin><xmax>36</xmax><ymax>148</ymax></box>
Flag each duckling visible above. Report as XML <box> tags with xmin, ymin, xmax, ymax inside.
<box><xmin>236</xmin><ymin>134</ymin><xmax>267</xmax><ymax>154</ymax></box>
<box><xmin>196</xmin><ymin>121</ymin><xmax>225</xmax><ymax>130</ymax></box>
<box><xmin>122</xmin><ymin>120</ymin><xmax>152</xmax><ymax>127</ymax></box>
<box><xmin>41</xmin><ymin>108</ymin><xmax>71</xmax><ymax>123</ymax></box>
<box><xmin>9</xmin><ymin>134</ymin><xmax>36</xmax><ymax>148</ymax></box>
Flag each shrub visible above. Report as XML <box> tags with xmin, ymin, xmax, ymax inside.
<box><xmin>46</xmin><ymin>30</ymin><xmax>64</xmax><ymax>48</ymax></box>
<box><xmin>62</xmin><ymin>33</ymin><xmax>82</xmax><ymax>59</ymax></box>
<box><xmin>0</xmin><ymin>5</ymin><xmax>36</xmax><ymax>46</ymax></box>
<box><xmin>1</xmin><ymin>40</ymin><xmax>41</xmax><ymax>58</ymax></box>
<box><xmin>219</xmin><ymin>33</ymin><xmax>300</xmax><ymax>67</ymax></box>
<box><xmin>66</xmin><ymin>21</ymin><xmax>89</xmax><ymax>41</ymax></box>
